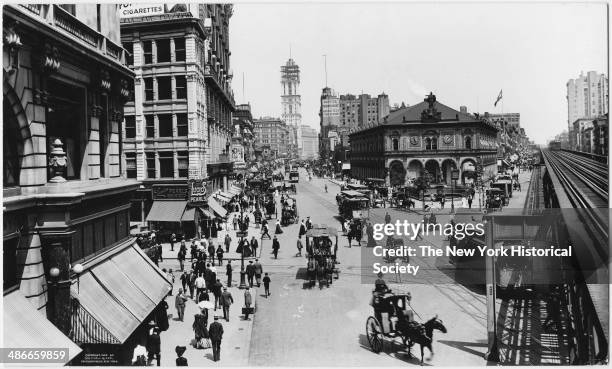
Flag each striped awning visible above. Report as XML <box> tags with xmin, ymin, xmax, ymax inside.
<box><xmin>207</xmin><ymin>198</ymin><xmax>227</xmax><ymax>218</ymax></box>
<box><xmin>70</xmin><ymin>244</ymin><xmax>172</xmax><ymax>344</ymax></box>
<box><xmin>228</xmin><ymin>186</ymin><xmax>241</xmax><ymax>195</ymax></box>
<box><xmin>4</xmin><ymin>291</ymin><xmax>82</xmax><ymax>364</ymax></box>
<box><xmin>146</xmin><ymin>201</ymin><xmax>187</xmax><ymax>222</ymax></box>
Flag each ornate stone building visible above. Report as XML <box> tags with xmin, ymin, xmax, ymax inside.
<box><xmin>120</xmin><ymin>4</ymin><xmax>236</xmax><ymax>230</ymax></box>
<box><xmin>349</xmin><ymin>93</ymin><xmax>499</xmax><ymax>186</ymax></box>
<box><xmin>3</xmin><ymin>4</ymin><xmax>170</xmax><ymax>364</ymax></box>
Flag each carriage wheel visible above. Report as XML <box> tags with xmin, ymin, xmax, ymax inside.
<box><xmin>366</xmin><ymin>316</ymin><xmax>384</xmax><ymax>353</ymax></box>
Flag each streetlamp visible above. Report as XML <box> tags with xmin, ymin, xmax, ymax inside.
<box><xmin>451</xmin><ymin>169</ymin><xmax>460</xmax><ymax>213</ymax></box>
<box><xmin>48</xmin><ymin>267</ymin><xmax>60</xmax><ymax>325</ymax></box>
<box><xmin>72</xmin><ymin>263</ymin><xmax>84</xmax><ymax>294</ymax></box>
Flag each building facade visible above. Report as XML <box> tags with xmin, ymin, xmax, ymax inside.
<box><xmin>350</xmin><ymin>93</ymin><xmax>498</xmax><ymax>186</ymax></box>
<box><xmin>233</xmin><ymin>103</ymin><xmax>255</xmax><ymax>164</ymax></box>
<box><xmin>485</xmin><ymin>113</ymin><xmax>527</xmax><ymax>157</ymax></box>
<box><xmin>281</xmin><ymin>58</ymin><xmax>302</xmax><ymax>157</ymax></box>
<box><xmin>300</xmin><ymin>125</ymin><xmax>319</xmax><ymax>160</ymax></box>
<box><xmin>340</xmin><ymin>93</ymin><xmax>389</xmax><ymax>128</ymax></box>
<box><xmin>120</xmin><ymin>4</ymin><xmax>236</xmax><ymax>231</ymax></box>
<box><xmin>567</xmin><ymin>71</ymin><xmax>608</xmax><ymax>148</ymax></box>
<box><xmin>3</xmin><ymin>4</ymin><xmax>171</xmax><ymax>364</ymax></box>
<box><xmin>253</xmin><ymin>117</ymin><xmax>292</xmax><ymax>158</ymax></box>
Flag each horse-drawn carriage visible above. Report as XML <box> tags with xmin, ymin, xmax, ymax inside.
<box><xmin>366</xmin><ymin>291</ymin><xmax>447</xmax><ymax>364</ymax></box>
<box><xmin>485</xmin><ymin>188</ymin><xmax>505</xmax><ymax>210</ymax></box>
<box><xmin>337</xmin><ymin>190</ymin><xmax>370</xmax><ymax>220</ymax></box>
<box><xmin>305</xmin><ymin>225</ymin><xmax>339</xmax><ymax>289</ymax></box>
<box><xmin>384</xmin><ymin>236</ymin><xmax>408</xmax><ymax>263</ymax></box>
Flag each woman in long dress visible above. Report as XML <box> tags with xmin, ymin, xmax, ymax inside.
<box><xmin>275</xmin><ymin>220</ymin><xmax>283</xmax><ymax>234</ymax></box>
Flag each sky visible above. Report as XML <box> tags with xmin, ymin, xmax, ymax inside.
<box><xmin>229</xmin><ymin>2</ymin><xmax>607</xmax><ymax>144</ymax></box>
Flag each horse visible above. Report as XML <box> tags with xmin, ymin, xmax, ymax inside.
<box><xmin>306</xmin><ymin>258</ymin><xmax>318</xmax><ymax>288</ymax></box>
<box><xmin>400</xmin><ymin>315</ymin><xmax>447</xmax><ymax>365</ymax></box>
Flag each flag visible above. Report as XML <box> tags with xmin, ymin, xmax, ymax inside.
<box><xmin>494</xmin><ymin>89</ymin><xmax>503</xmax><ymax>107</ymax></box>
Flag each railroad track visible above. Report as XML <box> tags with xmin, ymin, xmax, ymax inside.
<box><xmin>541</xmin><ymin>148</ymin><xmax>608</xmax><ymax>248</ymax></box>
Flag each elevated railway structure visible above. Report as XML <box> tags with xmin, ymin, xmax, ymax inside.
<box><xmin>540</xmin><ymin>148</ymin><xmax>608</xmax><ymax>364</ymax></box>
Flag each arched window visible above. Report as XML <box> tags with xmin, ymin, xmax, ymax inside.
<box><xmin>431</xmin><ymin>137</ymin><xmax>437</xmax><ymax>150</ymax></box>
<box><xmin>392</xmin><ymin>138</ymin><xmax>399</xmax><ymax>151</ymax></box>
<box><xmin>465</xmin><ymin>136</ymin><xmax>472</xmax><ymax>149</ymax></box>
<box><xmin>425</xmin><ymin>137</ymin><xmax>432</xmax><ymax>150</ymax></box>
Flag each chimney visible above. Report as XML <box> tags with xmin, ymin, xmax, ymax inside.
<box><xmin>460</xmin><ymin>106</ymin><xmax>467</xmax><ymax>114</ymax></box>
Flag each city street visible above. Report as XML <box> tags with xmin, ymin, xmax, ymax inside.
<box><xmin>247</xmin><ymin>169</ymin><xmax>489</xmax><ymax>366</ymax></box>
<box><xmin>153</xmin><ymin>168</ymin><xmax>542</xmax><ymax>366</ymax></box>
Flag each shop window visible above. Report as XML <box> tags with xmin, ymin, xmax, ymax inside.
<box><xmin>143</xmin><ymin>40</ymin><xmax>153</xmax><ymax>64</ymax></box>
<box><xmin>125</xmin><ymin>152</ymin><xmax>137</xmax><ymax>178</ymax></box>
<box><xmin>144</xmin><ymin>78</ymin><xmax>154</xmax><ymax>101</ymax></box>
<box><xmin>125</xmin><ymin>115</ymin><xmax>136</xmax><ymax>139</ymax></box>
<box><xmin>145</xmin><ymin>115</ymin><xmax>155</xmax><ymax>138</ymax></box>
<box><xmin>157</xmin><ymin>39</ymin><xmax>171</xmax><ymax>63</ymax></box>
<box><xmin>177</xmin><ymin>151</ymin><xmax>188</xmax><ymax>178</ymax></box>
<box><xmin>46</xmin><ymin>79</ymin><xmax>85</xmax><ymax>180</ymax></box>
<box><xmin>157</xmin><ymin>76</ymin><xmax>172</xmax><ymax>100</ymax></box>
<box><xmin>146</xmin><ymin>152</ymin><xmax>156</xmax><ymax>179</ymax></box>
<box><xmin>158</xmin><ymin>114</ymin><xmax>173</xmax><ymax>137</ymax></box>
<box><xmin>176</xmin><ymin>76</ymin><xmax>187</xmax><ymax>99</ymax></box>
<box><xmin>159</xmin><ymin>152</ymin><xmax>174</xmax><ymax>178</ymax></box>
<box><xmin>177</xmin><ymin>113</ymin><xmax>188</xmax><ymax>136</ymax></box>
<box><xmin>175</xmin><ymin>38</ymin><xmax>186</xmax><ymax>61</ymax></box>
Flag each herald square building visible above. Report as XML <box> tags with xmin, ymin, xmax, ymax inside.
<box><xmin>349</xmin><ymin>93</ymin><xmax>499</xmax><ymax>186</ymax></box>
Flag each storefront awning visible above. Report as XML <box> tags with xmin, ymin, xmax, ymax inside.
<box><xmin>71</xmin><ymin>244</ymin><xmax>172</xmax><ymax>344</ymax></box>
<box><xmin>181</xmin><ymin>207</ymin><xmax>196</xmax><ymax>221</ymax></box>
<box><xmin>4</xmin><ymin>290</ymin><xmax>82</xmax><ymax>364</ymax></box>
<box><xmin>207</xmin><ymin>198</ymin><xmax>227</xmax><ymax>218</ymax></box>
<box><xmin>146</xmin><ymin>201</ymin><xmax>187</xmax><ymax>222</ymax></box>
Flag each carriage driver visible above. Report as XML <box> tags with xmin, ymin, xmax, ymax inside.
<box><xmin>374</xmin><ymin>272</ymin><xmax>391</xmax><ymax>294</ymax></box>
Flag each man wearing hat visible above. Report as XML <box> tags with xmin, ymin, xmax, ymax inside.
<box><xmin>146</xmin><ymin>328</ymin><xmax>161</xmax><ymax>366</ymax></box>
<box><xmin>208</xmin><ymin>316</ymin><xmax>224</xmax><ymax>362</ymax></box>
<box><xmin>253</xmin><ymin>259</ymin><xmax>263</xmax><ymax>287</ymax></box>
<box><xmin>220</xmin><ymin>287</ymin><xmax>234</xmax><ymax>322</ymax></box>
<box><xmin>246</xmin><ymin>261</ymin><xmax>255</xmax><ymax>287</ymax></box>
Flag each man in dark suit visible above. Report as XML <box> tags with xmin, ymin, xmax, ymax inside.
<box><xmin>209</xmin><ymin>316</ymin><xmax>224</xmax><ymax>362</ymax></box>
<box><xmin>245</xmin><ymin>261</ymin><xmax>255</xmax><ymax>287</ymax></box>
<box><xmin>146</xmin><ymin>328</ymin><xmax>161</xmax><ymax>366</ymax></box>
<box><xmin>220</xmin><ymin>287</ymin><xmax>234</xmax><ymax>322</ymax></box>
<box><xmin>250</xmin><ymin>236</ymin><xmax>259</xmax><ymax>257</ymax></box>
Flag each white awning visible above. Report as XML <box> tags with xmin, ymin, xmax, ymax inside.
<box><xmin>4</xmin><ymin>291</ymin><xmax>82</xmax><ymax>364</ymax></box>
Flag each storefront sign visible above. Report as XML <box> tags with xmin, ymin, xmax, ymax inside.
<box><xmin>118</xmin><ymin>4</ymin><xmax>164</xmax><ymax>18</ymax></box>
<box><xmin>188</xmin><ymin>179</ymin><xmax>208</xmax><ymax>206</ymax></box>
<box><xmin>152</xmin><ymin>185</ymin><xmax>187</xmax><ymax>200</ymax></box>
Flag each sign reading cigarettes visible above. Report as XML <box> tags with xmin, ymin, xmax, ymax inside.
<box><xmin>118</xmin><ymin>4</ymin><xmax>164</xmax><ymax>18</ymax></box>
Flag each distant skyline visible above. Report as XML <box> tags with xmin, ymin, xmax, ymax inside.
<box><xmin>230</xmin><ymin>2</ymin><xmax>607</xmax><ymax>144</ymax></box>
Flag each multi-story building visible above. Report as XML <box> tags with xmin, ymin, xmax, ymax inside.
<box><xmin>567</xmin><ymin>71</ymin><xmax>608</xmax><ymax>148</ymax></box>
<box><xmin>485</xmin><ymin>113</ymin><xmax>525</xmax><ymax>156</ymax></box>
<box><xmin>300</xmin><ymin>125</ymin><xmax>320</xmax><ymax>160</ymax></box>
<box><xmin>319</xmin><ymin>88</ymin><xmax>390</xmax><ymax>167</ymax></box>
<box><xmin>3</xmin><ymin>4</ymin><xmax>171</xmax><ymax>364</ymax></box>
<box><xmin>340</xmin><ymin>93</ymin><xmax>390</xmax><ymax>128</ymax></box>
<box><xmin>253</xmin><ymin>117</ymin><xmax>292</xmax><ymax>158</ymax></box>
<box><xmin>233</xmin><ymin>103</ymin><xmax>255</xmax><ymax>164</ymax></box>
<box><xmin>350</xmin><ymin>93</ymin><xmax>498</xmax><ymax>186</ymax></box>
<box><xmin>281</xmin><ymin>58</ymin><xmax>302</xmax><ymax>158</ymax></box>
<box><xmin>120</xmin><ymin>4</ymin><xmax>235</xmax><ymax>236</ymax></box>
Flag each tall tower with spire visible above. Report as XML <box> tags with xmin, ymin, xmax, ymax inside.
<box><xmin>281</xmin><ymin>57</ymin><xmax>302</xmax><ymax>158</ymax></box>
